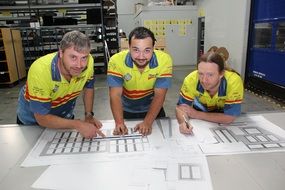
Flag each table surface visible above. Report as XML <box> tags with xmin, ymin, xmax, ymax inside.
<box><xmin>1</xmin><ymin>112</ymin><xmax>285</xmax><ymax>190</ymax></box>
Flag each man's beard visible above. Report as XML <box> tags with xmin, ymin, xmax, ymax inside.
<box><xmin>134</xmin><ymin>59</ymin><xmax>148</xmax><ymax>69</ymax></box>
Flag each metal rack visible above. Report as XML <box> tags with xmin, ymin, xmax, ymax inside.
<box><xmin>102</xmin><ymin>0</ymin><xmax>119</xmax><ymax>66</ymax></box>
<box><xmin>0</xmin><ymin>1</ymin><xmax>118</xmax><ymax>74</ymax></box>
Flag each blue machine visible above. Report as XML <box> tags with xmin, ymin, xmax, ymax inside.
<box><xmin>246</xmin><ymin>0</ymin><xmax>285</xmax><ymax>101</ymax></box>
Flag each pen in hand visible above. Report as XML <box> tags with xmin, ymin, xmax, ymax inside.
<box><xmin>176</xmin><ymin>107</ymin><xmax>194</xmax><ymax>135</ymax></box>
<box><xmin>182</xmin><ymin>114</ymin><xmax>194</xmax><ymax>135</ymax></box>
<box><xmin>182</xmin><ymin>114</ymin><xmax>191</xmax><ymax>129</ymax></box>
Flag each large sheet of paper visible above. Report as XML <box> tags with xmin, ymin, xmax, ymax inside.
<box><xmin>32</xmin><ymin>160</ymin><xmax>150</xmax><ymax>190</ymax></box>
<box><xmin>24</xmin><ymin>115</ymin><xmax>285</xmax><ymax>190</ymax></box>
<box><xmin>197</xmin><ymin>115</ymin><xmax>285</xmax><ymax>155</ymax></box>
<box><xmin>22</xmin><ymin>115</ymin><xmax>285</xmax><ymax>166</ymax></box>
<box><xmin>160</xmin><ymin>116</ymin><xmax>285</xmax><ymax>155</ymax></box>
<box><xmin>147</xmin><ymin>145</ymin><xmax>213</xmax><ymax>190</ymax></box>
<box><xmin>22</xmin><ymin>115</ymin><xmax>285</xmax><ymax>167</ymax></box>
<box><xmin>32</xmin><ymin>152</ymin><xmax>212</xmax><ymax>190</ymax></box>
<box><xmin>21</xmin><ymin>119</ymin><xmax>171</xmax><ymax>167</ymax></box>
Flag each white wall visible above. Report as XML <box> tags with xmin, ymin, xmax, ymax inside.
<box><xmin>117</xmin><ymin>0</ymin><xmax>143</xmax><ymax>36</ymax></box>
<box><xmin>134</xmin><ymin>6</ymin><xmax>198</xmax><ymax>66</ymax></box>
<box><xmin>117</xmin><ymin>0</ymin><xmax>251</xmax><ymax>77</ymax></box>
<box><xmin>197</xmin><ymin>0</ymin><xmax>251</xmax><ymax>78</ymax></box>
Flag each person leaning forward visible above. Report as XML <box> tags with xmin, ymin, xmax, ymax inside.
<box><xmin>107</xmin><ymin>27</ymin><xmax>173</xmax><ymax>136</ymax></box>
<box><xmin>176</xmin><ymin>52</ymin><xmax>244</xmax><ymax>135</ymax></box>
<box><xmin>17</xmin><ymin>30</ymin><xmax>105</xmax><ymax>138</ymax></box>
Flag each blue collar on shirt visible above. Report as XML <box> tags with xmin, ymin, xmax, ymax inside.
<box><xmin>125</xmin><ymin>52</ymin><xmax>158</xmax><ymax>69</ymax></box>
<box><xmin>197</xmin><ymin>76</ymin><xmax>227</xmax><ymax>96</ymax></box>
<box><xmin>51</xmin><ymin>52</ymin><xmax>61</xmax><ymax>81</ymax></box>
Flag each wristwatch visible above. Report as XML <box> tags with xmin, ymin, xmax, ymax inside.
<box><xmin>85</xmin><ymin>111</ymin><xmax>94</xmax><ymax>117</ymax></box>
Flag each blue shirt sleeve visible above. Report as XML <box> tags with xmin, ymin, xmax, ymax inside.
<box><xmin>84</xmin><ymin>77</ymin><xmax>95</xmax><ymax>89</ymax></box>
<box><xmin>30</xmin><ymin>100</ymin><xmax>51</xmax><ymax>115</ymax></box>
<box><xmin>107</xmin><ymin>75</ymin><xmax>124</xmax><ymax>87</ymax></box>
<box><xmin>177</xmin><ymin>95</ymin><xmax>193</xmax><ymax>106</ymax></box>
<box><xmin>155</xmin><ymin>78</ymin><xmax>171</xmax><ymax>88</ymax></box>
<box><xmin>224</xmin><ymin>104</ymin><xmax>241</xmax><ymax>116</ymax></box>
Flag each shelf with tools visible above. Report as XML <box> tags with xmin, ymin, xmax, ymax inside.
<box><xmin>102</xmin><ymin>0</ymin><xmax>119</xmax><ymax>65</ymax></box>
<box><xmin>0</xmin><ymin>1</ymin><xmax>117</xmax><ymax>73</ymax></box>
<box><xmin>19</xmin><ymin>24</ymin><xmax>105</xmax><ymax>68</ymax></box>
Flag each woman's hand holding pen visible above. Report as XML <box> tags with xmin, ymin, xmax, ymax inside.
<box><xmin>176</xmin><ymin>105</ymin><xmax>194</xmax><ymax>135</ymax></box>
<box><xmin>179</xmin><ymin>116</ymin><xmax>194</xmax><ymax>135</ymax></box>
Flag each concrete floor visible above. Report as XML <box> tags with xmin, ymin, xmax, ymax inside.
<box><xmin>0</xmin><ymin>65</ymin><xmax>284</xmax><ymax>125</ymax></box>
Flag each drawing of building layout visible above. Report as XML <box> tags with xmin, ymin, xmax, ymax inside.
<box><xmin>22</xmin><ymin>116</ymin><xmax>285</xmax><ymax>168</ymax></box>
<box><xmin>40</xmin><ymin>128</ymin><xmax>149</xmax><ymax>156</ymax></box>
<box><xmin>21</xmin><ymin>121</ymin><xmax>167</xmax><ymax>167</ymax></box>
<box><xmin>178</xmin><ymin>163</ymin><xmax>203</xmax><ymax>180</ymax></box>
<box><xmin>150</xmin><ymin>155</ymin><xmax>213</xmax><ymax>190</ymax></box>
<box><xmin>211</xmin><ymin>126</ymin><xmax>285</xmax><ymax>151</ymax></box>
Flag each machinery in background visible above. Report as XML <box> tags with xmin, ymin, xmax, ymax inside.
<box><xmin>245</xmin><ymin>0</ymin><xmax>285</xmax><ymax>103</ymax></box>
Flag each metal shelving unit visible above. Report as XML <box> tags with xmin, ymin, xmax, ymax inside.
<box><xmin>0</xmin><ymin>1</ymin><xmax>114</xmax><ymax>73</ymax></box>
<box><xmin>102</xmin><ymin>0</ymin><xmax>119</xmax><ymax>71</ymax></box>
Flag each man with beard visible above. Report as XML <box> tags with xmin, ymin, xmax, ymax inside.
<box><xmin>107</xmin><ymin>27</ymin><xmax>173</xmax><ymax>136</ymax></box>
<box><xmin>17</xmin><ymin>30</ymin><xmax>104</xmax><ymax>138</ymax></box>
<box><xmin>176</xmin><ymin>52</ymin><xmax>244</xmax><ymax>135</ymax></box>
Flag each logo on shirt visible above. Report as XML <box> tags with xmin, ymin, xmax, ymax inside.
<box><xmin>148</xmin><ymin>74</ymin><xmax>157</xmax><ymax>80</ymax></box>
<box><xmin>52</xmin><ymin>85</ymin><xmax>59</xmax><ymax>93</ymax></box>
<box><xmin>123</xmin><ymin>73</ymin><xmax>132</xmax><ymax>81</ymax></box>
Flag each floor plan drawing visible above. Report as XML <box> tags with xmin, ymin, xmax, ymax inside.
<box><xmin>198</xmin><ymin>115</ymin><xmax>285</xmax><ymax>155</ymax></box>
<box><xmin>178</xmin><ymin>163</ymin><xmax>203</xmax><ymax>180</ymax></box>
<box><xmin>22</xmin><ymin>116</ymin><xmax>285</xmax><ymax>167</ymax></box>
<box><xmin>21</xmin><ymin>121</ymin><xmax>156</xmax><ymax>167</ymax></box>
<box><xmin>211</xmin><ymin>125</ymin><xmax>285</xmax><ymax>151</ymax></box>
<box><xmin>41</xmin><ymin>128</ymin><xmax>149</xmax><ymax>156</ymax></box>
<box><xmin>150</xmin><ymin>155</ymin><xmax>213</xmax><ymax>190</ymax></box>
<box><xmin>19</xmin><ymin>115</ymin><xmax>285</xmax><ymax>190</ymax></box>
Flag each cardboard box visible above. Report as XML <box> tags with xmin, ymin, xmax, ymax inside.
<box><xmin>120</xmin><ymin>38</ymin><xmax>129</xmax><ymax>51</ymax></box>
<box><xmin>155</xmin><ymin>37</ymin><xmax>167</xmax><ymax>52</ymax></box>
<box><xmin>155</xmin><ymin>37</ymin><xmax>166</xmax><ymax>47</ymax></box>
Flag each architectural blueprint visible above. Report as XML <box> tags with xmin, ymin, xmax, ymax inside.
<box><xmin>211</xmin><ymin>125</ymin><xmax>285</xmax><ymax>150</ymax></box>
<box><xmin>22</xmin><ymin>115</ymin><xmax>285</xmax><ymax>167</ymax></box>
<box><xmin>25</xmin><ymin>115</ymin><xmax>285</xmax><ymax>190</ymax></box>
<box><xmin>21</xmin><ymin>120</ymin><xmax>162</xmax><ymax>167</ymax></box>
<box><xmin>197</xmin><ymin>115</ymin><xmax>285</xmax><ymax>155</ymax></box>
<box><xmin>41</xmin><ymin>128</ymin><xmax>148</xmax><ymax>156</ymax></box>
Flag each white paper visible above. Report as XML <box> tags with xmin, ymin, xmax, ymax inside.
<box><xmin>199</xmin><ymin>142</ymin><xmax>249</xmax><ymax>154</ymax></box>
<box><xmin>24</xmin><ymin>115</ymin><xmax>285</xmax><ymax>167</ymax></box>
<box><xmin>33</xmin><ymin>153</ymin><xmax>213</xmax><ymax>190</ymax></box>
<box><xmin>32</xmin><ymin>160</ymin><xmax>150</xmax><ymax>190</ymax></box>
<box><xmin>199</xmin><ymin>115</ymin><xmax>285</xmax><ymax>155</ymax></box>
<box><xmin>191</xmin><ymin>119</ymin><xmax>219</xmax><ymax>144</ymax></box>
<box><xmin>151</xmin><ymin>154</ymin><xmax>213</xmax><ymax>190</ymax></box>
<box><xmin>21</xmin><ymin>120</ymin><xmax>165</xmax><ymax>167</ymax></box>
<box><xmin>170</xmin><ymin>119</ymin><xmax>218</xmax><ymax>145</ymax></box>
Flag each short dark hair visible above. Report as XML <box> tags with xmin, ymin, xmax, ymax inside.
<box><xmin>198</xmin><ymin>52</ymin><xmax>225</xmax><ymax>73</ymax></box>
<box><xmin>128</xmin><ymin>27</ymin><xmax>156</xmax><ymax>46</ymax></box>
